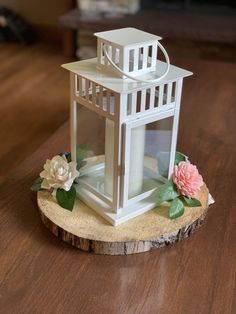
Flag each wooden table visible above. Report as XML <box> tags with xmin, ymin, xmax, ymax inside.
<box><xmin>1</xmin><ymin>58</ymin><xmax>236</xmax><ymax>313</ymax></box>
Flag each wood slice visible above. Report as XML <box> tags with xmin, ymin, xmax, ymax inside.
<box><xmin>37</xmin><ymin>185</ymin><xmax>209</xmax><ymax>255</ymax></box>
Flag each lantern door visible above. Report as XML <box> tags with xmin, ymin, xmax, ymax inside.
<box><xmin>121</xmin><ymin>110</ymin><xmax>175</xmax><ymax>209</ymax></box>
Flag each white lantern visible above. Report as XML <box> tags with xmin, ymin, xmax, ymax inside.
<box><xmin>62</xmin><ymin>27</ymin><xmax>192</xmax><ymax>226</ymax></box>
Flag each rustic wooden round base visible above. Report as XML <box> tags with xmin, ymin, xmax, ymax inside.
<box><xmin>37</xmin><ymin>185</ymin><xmax>209</xmax><ymax>255</ymax></box>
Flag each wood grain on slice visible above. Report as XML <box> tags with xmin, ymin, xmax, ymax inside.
<box><xmin>37</xmin><ymin>185</ymin><xmax>209</xmax><ymax>255</ymax></box>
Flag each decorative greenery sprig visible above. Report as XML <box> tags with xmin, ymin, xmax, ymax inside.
<box><xmin>153</xmin><ymin>152</ymin><xmax>203</xmax><ymax>219</ymax></box>
<box><xmin>31</xmin><ymin>144</ymin><xmax>88</xmax><ymax>211</ymax></box>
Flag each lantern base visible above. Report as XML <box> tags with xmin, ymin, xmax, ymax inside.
<box><xmin>37</xmin><ymin>185</ymin><xmax>212</xmax><ymax>255</ymax></box>
<box><xmin>76</xmin><ymin>185</ymin><xmax>159</xmax><ymax>226</ymax></box>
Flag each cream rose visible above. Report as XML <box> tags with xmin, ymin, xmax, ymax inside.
<box><xmin>40</xmin><ymin>155</ymin><xmax>79</xmax><ymax>191</ymax></box>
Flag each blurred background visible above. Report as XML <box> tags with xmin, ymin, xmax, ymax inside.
<box><xmin>0</xmin><ymin>0</ymin><xmax>235</xmax><ymax>182</ymax></box>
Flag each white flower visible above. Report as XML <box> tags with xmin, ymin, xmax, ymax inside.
<box><xmin>40</xmin><ymin>155</ymin><xmax>79</xmax><ymax>191</ymax></box>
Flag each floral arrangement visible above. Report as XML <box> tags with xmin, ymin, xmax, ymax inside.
<box><xmin>32</xmin><ymin>150</ymin><xmax>204</xmax><ymax>219</ymax></box>
<box><xmin>154</xmin><ymin>152</ymin><xmax>204</xmax><ymax>219</ymax></box>
<box><xmin>31</xmin><ymin>145</ymin><xmax>87</xmax><ymax>211</ymax></box>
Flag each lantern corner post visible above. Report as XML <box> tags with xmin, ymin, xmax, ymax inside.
<box><xmin>168</xmin><ymin>78</ymin><xmax>183</xmax><ymax>179</ymax></box>
<box><xmin>112</xmin><ymin>92</ymin><xmax>127</xmax><ymax>214</ymax></box>
<box><xmin>70</xmin><ymin>71</ymin><xmax>77</xmax><ymax>163</ymax></box>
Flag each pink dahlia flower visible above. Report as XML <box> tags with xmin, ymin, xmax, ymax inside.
<box><xmin>173</xmin><ymin>161</ymin><xmax>204</xmax><ymax>198</ymax></box>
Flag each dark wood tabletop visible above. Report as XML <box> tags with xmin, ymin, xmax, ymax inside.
<box><xmin>0</xmin><ymin>58</ymin><xmax>236</xmax><ymax>314</ymax></box>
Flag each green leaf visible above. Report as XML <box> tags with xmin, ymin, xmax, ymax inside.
<box><xmin>31</xmin><ymin>177</ymin><xmax>43</xmax><ymax>192</ymax></box>
<box><xmin>169</xmin><ymin>198</ymin><xmax>184</xmax><ymax>219</ymax></box>
<box><xmin>175</xmin><ymin>151</ymin><xmax>186</xmax><ymax>165</ymax></box>
<box><xmin>156</xmin><ymin>181</ymin><xmax>179</xmax><ymax>203</ymax></box>
<box><xmin>182</xmin><ymin>196</ymin><xmax>201</xmax><ymax>207</ymax></box>
<box><xmin>76</xmin><ymin>144</ymin><xmax>88</xmax><ymax>170</ymax></box>
<box><xmin>56</xmin><ymin>186</ymin><xmax>76</xmax><ymax>211</ymax></box>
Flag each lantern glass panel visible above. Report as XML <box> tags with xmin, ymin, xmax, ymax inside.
<box><xmin>128</xmin><ymin>116</ymin><xmax>173</xmax><ymax>200</ymax></box>
<box><xmin>76</xmin><ymin>104</ymin><xmax>115</xmax><ymax>200</ymax></box>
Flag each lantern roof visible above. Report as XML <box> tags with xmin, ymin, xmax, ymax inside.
<box><xmin>94</xmin><ymin>27</ymin><xmax>162</xmax><ymax>47</ymax></box>
<box><xmin>62</xmin><ymin>58</ymin><xmax>192</xmax><ymax>94</ymax></box>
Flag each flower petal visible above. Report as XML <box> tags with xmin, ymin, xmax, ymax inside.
<box><xmin>41</xmin><ymin>179</ymin><xmax>51</xmax><ymax>190</ymax></box>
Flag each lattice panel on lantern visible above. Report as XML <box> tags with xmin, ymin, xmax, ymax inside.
<box><xmin>128</xmin><ymin>45</ymin><xmax>157</xmax><ymax>72</ymax></box>
<box><xmin>98</xmin><ymin>40</ymin><xmax>158</xmax><ymax>77</ymax></box>
<box><xmin>99</xmin><ymin>41</ymin><xmax>121</xmax><ymax>68</ymax></box>
<box><xmin>95</xmin><ymin>28</ymin><xmax>162</xmax><ymax>79</ymax></box>
<box><xmin>74</xmin><ymin>74</ymin><xmax>118</xmax><ymax>120</ymax></box>
<box><xmin>125</xmin><ymin>81</ymin><xmax>177</xmax><ymax>119</ymax></box>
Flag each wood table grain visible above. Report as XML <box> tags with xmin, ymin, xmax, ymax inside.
<box><xmin>0</xmin><ymin>58</ymin><xmax>236</xmax><ymax>314</ymax></box>
<box><xmin>0</xmin><ymin>43</ymin><xmax>70</xmax><ymax>182</ymax></box>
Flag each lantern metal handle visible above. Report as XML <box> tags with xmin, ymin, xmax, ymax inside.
<box><xmin>103</xmin><ymin>41</ymin><xmax>170</xmax><ymax>83</ymax></box>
